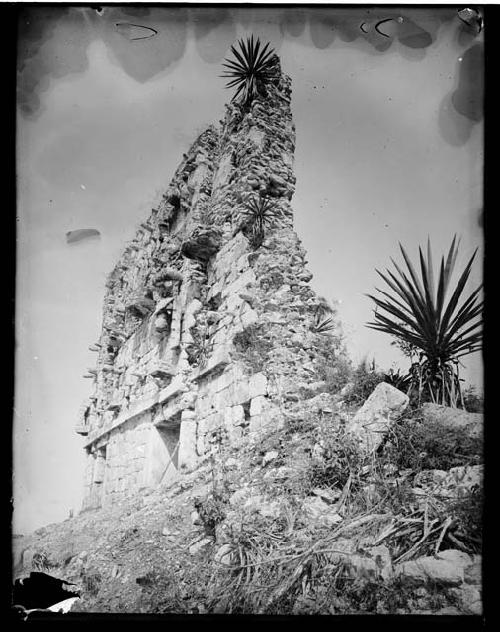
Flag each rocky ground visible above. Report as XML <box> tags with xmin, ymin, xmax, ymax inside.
<box><xmin>12</xmin><ymin>389</ymin><xmax>483</xmax><ymax>617</ymax></box>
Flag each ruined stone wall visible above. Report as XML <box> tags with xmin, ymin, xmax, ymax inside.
<box><xmin>78</xmin><ymin>55</ymin><xmax>342</xmax><ymax>510</ymax></box>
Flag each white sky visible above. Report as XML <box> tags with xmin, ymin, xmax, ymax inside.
<box><xmin>14</xmin><ymin>6</ymin><xmax>483</xmax><ymax>534</ymax></box>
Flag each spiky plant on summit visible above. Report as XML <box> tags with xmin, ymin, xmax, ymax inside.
<box><xmin>221</xmin><ymin>35</ymin><xmax>275</xmax><ymax>105</ymax></box>
<box><xmin>367</xmin><ymin>236</ymin><xmax>482</xmax><ymax>408</ymax></box>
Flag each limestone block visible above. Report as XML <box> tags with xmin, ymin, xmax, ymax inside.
<box><xmin>250</xmin><ymin>395</ymin><xmax>267</xmax><ymax>416</ymax></box>
<box><xmin>216</xmin><ymin>369</ymin><xmax>234</xmax><ymax>392</ymax></box>
<box><xmin>240</xmin><ymin>308</ymin><xmax>258</xmax><ymax>329</ymax></box>
<box><xmin>179</xmin><ymin>391</ymin><xmax>197</xmax><ymax>410</ymax></box>
<box><xmin>214</xmin><ymin>387</ymin><xmax>233</xmax><ymax>410</ymax></box>
<box><xmin>204</xmin><ymin>412</ymin><xmax>223</xmax><ymax>434</ymax></box>
<box><xmin>232</xmin><ymin>405</ymin><xmax>245</xmax><ymax>426</ymax></box>
<box><xmin>215</xmin><ymin>232</ymin><xmax>248</xmax><ymax>267</ymax></box>
<box><xmin>248</xmin><ymin>126</ymin><xmax>266</xmax><ymax>149</ymax></box>
<box><xmin>196</xmin><ymin>396</ymin><xmax>213</xmax><ymax>417</ymax></box>
<box><xmin>227</xmin><ymin>425</ymin><xmax>243</xmax><ymax>445</ymax></box>
<box><xmin>249</xmin><ymin>373</ymin><xmax>268</xmax><ymax>399</ymax></box>
<box><xmin>212</xmin><ymin>153</ymin><xmax>233</xmax><ymax>190</ymax></box>
<box><xmin>196</xmin><ymin>434</ymin><xmax>206</xmax><ymax>456</ymax></box>
<box><xmin>249</xmin><ymin>414</ymin><xmax>263</xmax><ymax>434</ymax></box>
<box><xmin>223</xmin><ymin>269</ymin><xmax>257</xmax><ymax>296</ymax></box>
<box><xmin>346</xmin><ymin>383</ymin><xmax>409</xmax><ymax>454</ymax></box>
<box><xmin>225</xmin><ymin>293</ymin><xmax>244</xmax><ymax>313</ymax></box>
<box><xmin>395</xmin><ymin>549</ymin><xmax>471</xmax><ymax>586</ymax></box>
<box><xmin>189</xmin><ymin>163</ymin><xmax>208</xmax><ymax>190</ymax></box>
<box><xmin>178</xmin><ymin>415</ymin><xmax>198</xmax><ymax>470</ymax></box>
<box><xmin>223</xmin><ymin>407</ymin><xmax>233</xmax><ymax>431</ymax></box>
<box><xmin>229</xmin><ymin>380</ymin><xmax>250</xmax><ymax>406</ymax></box>
<box><xmin>236</xmin><ymin>253</ymin><xmax>250</xmax><ymax>272</ymax></box>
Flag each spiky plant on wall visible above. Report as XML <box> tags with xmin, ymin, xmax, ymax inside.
<box><xmin>221</xmin><ymin>35</ymin><xmax>275</xmax><ymax>105</ymax></box>
<box><xmin>310</xmin><ymin>298</ymin><xmax>337</xmax><ymax>334</ymax></box>
<box><xmin>367</xmin><ymin>236</ymin><xmax>482</xmax><ymax>408</ymax></box>
<box><xmin>241</xmin><ymin>194</ymin><xmax>283</xmax><ymax>248</ymax></box>
<box><xmin>311</xmin><ymin>315</ymin><xmax>336</xmax><ymax>335</ymax></box>
<box><xmin>186</xmin><ymin>325</ymin><xmax>211</xmax><ymax>368</ymax></box>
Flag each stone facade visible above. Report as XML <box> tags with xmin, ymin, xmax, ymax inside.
<box><xmin>78</xmin><ymin>55</ymin><xmax>341</xmax><ymax>510</ymax></box>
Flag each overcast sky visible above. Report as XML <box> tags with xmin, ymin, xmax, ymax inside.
<box><xmin>15</xmin><ymin>5</ymin><xmax>483</xmax><ymax>535</ymax></box>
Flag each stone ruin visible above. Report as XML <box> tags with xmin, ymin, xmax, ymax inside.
<box><xmin>77</xmin><ymin>54</ymin><xmax>342</xmax><ymax>510</ymax></box>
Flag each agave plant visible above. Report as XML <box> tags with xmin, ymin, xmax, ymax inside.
<box><xmin>383</xmin><ymin>368</ymin><xmax>412</xmax><ymax>392</ymax></box>
<box><xmin>367</xmin><ymin>236</ymin><xmax>482</xmax><ymax>408</ymax></box>
<box><xmin>311</xmin><ymin>316</ymin><xmax>336</xmax><ymax>335</ymax></box>
<box><xmin>310</xmin><ymin>304</ymin><xmax>336</xmax><ymax>334</ymax></box>
<box><xmin>221</xmin><ymin>35</ymin><xmax>275</xmax><ymax>105</ymax></box>
<box><xmin>242</xmin><ymin>194</ymin><xmax>283</xmax><ymax>248</ymax></box>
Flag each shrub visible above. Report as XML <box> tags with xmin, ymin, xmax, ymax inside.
<box><xmin>447</xmin><ymin>486</ymin><xmax>483</xmax><ymax>553</ymax></box>
<box><xmin>462</xmin><ymin>385</ymin><xmax>484</xmax><ymax>412</ymax></box>
<box><xmin>313</xmin><ymin>335</ymin><xmax>353</xmax><ymax>396</ymax></box>
<box><xmin>232</xmin><ymin>324</ymin><xmax>273</xmax><ymax>373</ymax></box>
<box><xmin>343</xmin><ymin>360</ymin><xmax>386</xmax><ymax>407</ymax></box>
<box><xmin>382</xmin><ymin>412</ymin><xmax>483</xmax><ymax>472</ymax></box>
<box><xmin>194</xmin><ymin>494</ymin><xmax>226</xmax><ymax>538</ymax></box>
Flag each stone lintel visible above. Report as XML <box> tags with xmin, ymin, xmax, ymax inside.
<box><xmin>83</xmin><ymin>392</ymin><xmax>159</xmax><ymax>448</ymax></box>
<box><xmin>158</xmin><ymin>379</ymin><xmax>188</xmax><ymax>404</ymax></box>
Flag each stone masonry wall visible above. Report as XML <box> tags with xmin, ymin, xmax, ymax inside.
<box><xmin>78</xmin><ymin>55</ymin><xmax>343</xmax><ymax>510</ymax></box>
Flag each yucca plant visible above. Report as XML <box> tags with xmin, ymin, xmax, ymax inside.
<box><xmin>221</xmin><ymin>35</ymin><xmax>275</xmax><ymax>105</ymax></box>
<box><xmin>242</xmin><ymin>194</ymin><xmax>283</xmax><ymax>248</ymax></box>
<box><xmin>367</xmin><ymin>236</ymin><xmax>482</xmax><ymax>408</ymax></box>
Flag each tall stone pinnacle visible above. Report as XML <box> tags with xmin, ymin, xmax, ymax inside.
<box><xmin>78</xmin><ymin>51</ymin><xmax>342</xmax><ymax>510</ymax></box>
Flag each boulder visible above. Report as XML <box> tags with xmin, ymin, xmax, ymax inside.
<box><xmin>243</xmin><ymin>495</ymin><xmax>281</xmax><ymax>519</ymax></box>
<box><xmin>395</xmin><ymin>549</ymin><xmax>471</xmax><ymax>586</ymax></box>
<box><xmin>346</xmin><ymin>383</ymin><xmax>409</xmax><ymax>453</ymax></box>
<box><xmin>412</xmin><ymin>464</ymin><xmax>483</xmax><ymax>500</ymax></box>
<box><xmin>189</xmin><ymin>537</ymin><xmax>213</xmax><ymax>556</ymax></box>
<box><xmin>311</xmin><ymin>487</ymin><xmax>342</xmax><ymax>503</ymax></box>
<box><xmin>343</xmin><ymin>545</ymin><xmax>393</xmax><ymax>582</ymax></box>
<box><xmin>302</xmin><ymin>496</ymin><xmax>342</xmax><ymax>527</ymax></box>
<box><xmin>450</xmin><ymin>584</ymin><xmax>482</xmax><ymax>615</ymax></box>
<box><xmin>421</xmin><ymin>403</ymin><xmax>482</xmax><ymax>440</ymax></box>
<box><xmin>262</xmin><ymin>450</ymin><xmax>279</xmax><ymax>466</ymax></box>
<box><xmin>229</xmin><ymin>488</ymin><xmax>252</xmax><ymax>506</ymax></box>
<box><xmin>214</xmin><ymin>544</ymin><xmax>234</xmax><ymax>566</ymax></box>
